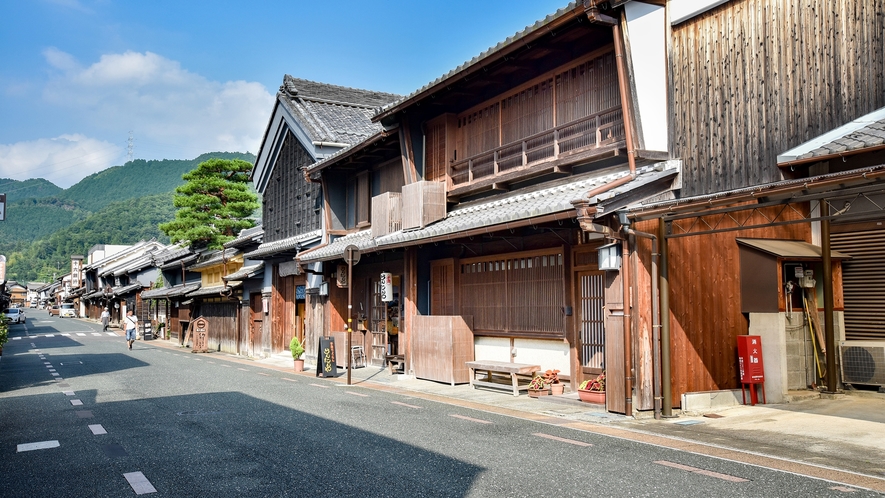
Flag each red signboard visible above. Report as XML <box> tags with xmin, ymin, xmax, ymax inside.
<box><xmin>737</xmin><ymin>335</ymin><xmax>765</xmax><ymax>383</ymax></box>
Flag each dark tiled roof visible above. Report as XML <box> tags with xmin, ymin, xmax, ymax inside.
<box><xmin>300</xmin><ymin>162</ymin><xmax>681</xmax><ymax>263</ymax></box>
<box><xmin>224</xmin><ymin>262</ymin><xmax>264</xmax><ymax>281</ymax></box>
<box><xmin>186</xmin><ymin>281</ymin><xmax>242</xmax><ymax>298</ymax></box>
<box><xmin>224</xmin><ymin>225</ymin><xmax>264</xmax><ymax>249</ymax></box>
<box><xmin>142</xmin><ymin>282</ymin><xmax>201</xmax><ymax>299</ymax></box>
<box><xmin>244</xmin><ymin>229</ymin><xmax>322</xmax><ymax>260</ymax></box>
<box><xmin>278</xmin><ymin>76</ymin><xmax>401</xmax><ymax>145</ymax></box>
<box><xmin>778</xmin><ymin>107</ymin><xmax>885</xmax><ymax>163</ymax></box>
<box><xmin>187</xmin><ymin>248</ymin><xmax>240</xmax><ymax>271</ymax></box>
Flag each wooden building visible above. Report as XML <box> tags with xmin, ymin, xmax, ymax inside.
<box><xmin>183</xmin><ymin>248</ymin><xmax>244</xmax><ymax>354</ymax></box>
<box><xmin>297</xmin><ymin>1</ymin><xmax>681</xmax><ymax>415</ymax></box>
<box><xmin>248</xmin><ymin>77</ymin><xmax>401</xmax><ymax>360</ymax></box>
<box><xmin>140</xmin><ymin>244</ymin><xmax>201</xmax><ymax>342</ymax></box>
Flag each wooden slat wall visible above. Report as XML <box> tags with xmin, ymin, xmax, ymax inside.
<box><xmin>670</xmin><ymin>0</ymin><xmax>885</xmax><ymax>197</ymax></box>
<box><xmin>262</xmin><ymin>131</ymin><xmax>322</xmax><ymax>242</ymax></box>
<box><xmin>271</xmin><ymin>269</ymin><xmax>296</xmax><ymax>354</ymax></box>
<box><xmin>459</xmin><ymin>248</ymin><xmax>565</xmax><ymax>337</ymax></box>
<box><xmin>634</xmin><ymin>206</ymin><xmax>810</xmax><ymax>406</ymax></box>
<box><xmin>200</xmin><ymin>302</ymin><xmax>238</xmax><ymax>354</ymax></box>
<box><xmin>412</xmin><ymin>315</ymin><xmax>474</xmax><ymax>385</ymax></box>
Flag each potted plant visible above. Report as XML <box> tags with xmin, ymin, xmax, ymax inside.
<box><xmin>290</xmin><ymin>336</ymin><xmax>305</xmax><ymax>372</ymax></box>
<box><xmin>578</xmin><ymin>372</ymin><xmax>605</xmax><ymax>403</ymax></box>
<box><xmin>544</xmin><ymin>369</ymin><xmax>564</xmax><ymax>395</ymax></box>
<box><xmin>527</xmin><ymin>374</ymin><xmax>549</xmax><ymax>397</ymax></box>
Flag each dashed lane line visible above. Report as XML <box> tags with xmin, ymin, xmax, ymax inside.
<box><xmin>450</xmin><ymin>414</ymin><xmax>493</xmax><ymax>424</ymax></box>
<box><xmin>655</xmin><ymin>460</ymin><xmax>749</xmax><ymax>483</ymax></box>
<box><xmin>533</xmin><ymin>433</ymin><xmax>593</xmax><ymax>447</ymax></box>
<box><xmin>391</xmin><ymin>401</ymin><xmax>422</xmax><ymax>409</ymax></box>
<box><xmin>17</xmin><ymin>440</ymin><xmax>60</xmax><ymax>452</ymax></box>
<box><xmin>89</xmin><ymin>424</ymin><xmax>107</xmax><ymax>435</ymax></box>
<box><xmin>123</xmin><ymin>471</ymin><xmax>157</xmax><ymax>495</ymax></box>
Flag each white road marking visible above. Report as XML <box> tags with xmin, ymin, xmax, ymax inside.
<box><xmin>654</xmin><ymin>461</ymin><xmax>749</xmax><ymax>482</ymax></box>
<box><xmin>17</xmin><ymin>440</ymin><xmax>60</xmax><ymax>452</ymax></box>
<box><xmin>76</xmin><ymin>333</ymin><xmax>86</xmax><ymax>336</ymax></box>
<box><xmin>91</xmin><ymin>333</ymin><xmax>101</xmax><ymax>336</ymax></box>
<box><xmin>123</xmin><ymin>471</ymin><xmax>157</xmax><ymax>495</ymax></box>
<box><xmin>390</xmin><ymin>401</ymin><xmax>422</xmax><ymax>409</ymax></box>
<box><xmin>61</xmin><ymin>333</ymin><xmax>71</xmax><ymax>336</ymax></box>
<box><xmin>45</xmin><ymin>334</ymin><xmax>55</xmax><ymax>337</ymax></box>
<box><xmin>533</xmin><ymin>433</ymin><xmax>593</xmax><ymax>447</ymax></box>
<box><xmin>63</xmin><ymin>391</ymin><xmax>75</xmax><ymax>396</ymax></box>
<box><xmin>89</xmin><ymin>424</ymin><xmax>107</xmax><ymax>435</ymax></box>
<box><xmin>345</xmin><ymin>391</ymin><xmax>369</xmax><ymax>397</ymax></box>
<box><xmin>70</xmin><ymin>399</ymin><xmax>83</xmax><ymax>406</ymax></box>
<box><xmin>44</xmin><ymin>362</ymin><xmax>51</xmax><ymax>365</ymax></box>
<box><xmin>12</xmin><ymin>337</ymin><xmax>21</xmax><ymax>340</ymax></box>
<box><xmin>106</xmin><ymin>332</ymin><xmax>116</xmax><ymax>336</ymax></box>
<box><xmin>51</xmin><ymin>373</ymin><xmax>60</xmax><ymax>376</ymax></box>
<box><xmin>450</xmin><ymin>414</ymin><xmax>492</xmax><ymax>424</ymax></box>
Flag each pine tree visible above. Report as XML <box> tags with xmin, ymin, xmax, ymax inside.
<box><xmin>158</xmin><ymin>158</ymin><xmax>259</xmax><ymax>249</ymax></box>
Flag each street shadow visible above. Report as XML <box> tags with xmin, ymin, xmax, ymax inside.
<box><xmin>0</xmin><ymin>388</ymin><xmax>484</xmax><ymax>497</ymax></box>
<box><xmin>0</xmin><ymin>348</ymin><xmax>150</xmax><ymax>392</ymax></box>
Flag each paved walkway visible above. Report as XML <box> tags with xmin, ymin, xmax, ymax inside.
<box><xmin>143</xmin><ymin>335</ymin><xmax>885</xmax><ymax>493</ymax></box>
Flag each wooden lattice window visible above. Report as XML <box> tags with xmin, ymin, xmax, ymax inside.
<box><xmin>346</xmin><ymin>172</ymin><xmax>370</xmax><ymax>229</ymax></box>
<box><xmin>424</xmin><ymin>118</ymin><xmax>448</xmax><ymax>183</ymax></box>
<box><xmin>501</xmin><ymin>79</ymin><xmax>554</xmax><ymax>144</ymax></box>
<box><xmin>459</xmin><ymin>248</ymin><xmax>565</xmax><ymax>337</ymax></box>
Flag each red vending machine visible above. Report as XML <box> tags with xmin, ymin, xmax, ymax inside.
<box><xmin>737</xmin><ymin>335</ymin><xmax>766</xmax><ymax>405</ymax></box>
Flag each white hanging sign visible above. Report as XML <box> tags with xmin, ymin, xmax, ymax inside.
<box><xmin>380</xmin><ymin>272</ymin><xmax>393</xmax><ymax>302</ymax></box>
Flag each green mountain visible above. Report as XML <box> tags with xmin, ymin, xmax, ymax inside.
<box><xmin>0</xmin><ymin>151</ymin><xmax>257</xmax><ymax>282</ymax></box>
<box><xmin>0</xmin><ymin>178</ymin><xmax>64</xmax><ymax>202</ymax></box>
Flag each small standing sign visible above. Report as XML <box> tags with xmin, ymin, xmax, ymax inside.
<box><xmin>316</xmin><ymin>336</ymin><xmax>337</xmax><ymax>377</ymax></box>
<box><xmin>737</xmin><ymin>335</ymin><xmax>766</xmax><ymax>405</ymax></box>
<box><xmin>192</xmin><ymin>316</ymin><xmax>210</xmax><ymax>353</ymax></box>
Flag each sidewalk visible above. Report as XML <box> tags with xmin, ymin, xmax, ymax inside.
<box><xmin>148</xmin><ymin>337</ymin><xmax>885</xmax><ymax>492</ymax></box>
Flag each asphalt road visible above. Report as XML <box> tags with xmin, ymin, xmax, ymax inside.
<box><xmin>1</xmin><ymin>316</ymin><xmax>880</xmax><ymax>497</ymax></box>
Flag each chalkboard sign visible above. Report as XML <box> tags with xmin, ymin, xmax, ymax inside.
<box><xmin>316</xmin><ymin>336</ymin><xmax>337</xmax><ymax>378</ymax></box>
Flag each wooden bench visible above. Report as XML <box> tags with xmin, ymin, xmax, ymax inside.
<box><xmin>465</xmin><ymin>360</ymin><xmax>541</xmax><ymax>396</ymax></box>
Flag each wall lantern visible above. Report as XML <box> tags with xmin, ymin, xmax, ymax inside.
<box><xmin>597</xmin><ymin>242</ymin><xmax>622</xmax><ymax>271</ymax></box>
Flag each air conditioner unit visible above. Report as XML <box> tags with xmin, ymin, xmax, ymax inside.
<box><xmin>840</xmin><ymin>341</ymin><xmax>885</xmax><ymax>388</ymax></box>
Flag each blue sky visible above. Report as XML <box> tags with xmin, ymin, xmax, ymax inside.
<box><xmin>0</xmin><ymin>0</ymin><xmax>567</xmax><ymax>188</ymax></box>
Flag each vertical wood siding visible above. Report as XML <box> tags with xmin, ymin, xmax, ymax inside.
<box><xmin>670</xmin><ymin>0</ymin><xmax>885</xmax><ymax>197</ymax></box>
<box><xmin>263</xmin><ymin>131</ymin><xmax>322</xmax><ymax>242</ymax></box>
<box><xmin>634</xmin><ymin>205</ymin><xmax>810</xmax><ymax>405</ymax></box>
<box><xmin>201</xmin><ymin>302</ymin><xmax>238</xmax><ymax>354</ymax></box>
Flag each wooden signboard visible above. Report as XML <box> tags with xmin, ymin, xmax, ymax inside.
<box><xmin>316</xmin><ymin>336</ymin><xmax>337</xmax><ymax>377</ymax></box>
<box><xmin>192</xmin><ymin>316</ymin><xmax>209</xmax><ymax>353</ymax></box>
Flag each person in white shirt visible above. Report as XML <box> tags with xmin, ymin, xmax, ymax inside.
<box><xmin>124</xmin><ymin>309</ymin><xmax>138</xmax><ymax>350</ymax></box>
<box><xmin>100</xmin><ymin>308</ymin><xmax>110</xmax><ymax>332</ymax></box>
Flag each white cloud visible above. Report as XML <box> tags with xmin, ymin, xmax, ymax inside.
<box><xmin>0</xmin><ymin>134</ymin><xmax>123</xmax><ymax>188</ymax></box>
<box><xmin>42</xmin><ymin>50</ymin><xmax>274</xmax><ymax>163</ymax></box>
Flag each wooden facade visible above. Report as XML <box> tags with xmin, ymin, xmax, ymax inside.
<box><xmin>262</xmin><ymin>132</ymin><xmax>322</xmax><ymax>243</ymax></box>
<box><xmin>669</xmin><ymin>0</ymin><xmax>885</xmax><ymax>197</ymax></box>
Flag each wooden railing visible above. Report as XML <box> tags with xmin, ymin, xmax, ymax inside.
<box><xmin>450</xmin><ymin>106</ymin><xmax>624</xmax><ymax>187</ymax></box>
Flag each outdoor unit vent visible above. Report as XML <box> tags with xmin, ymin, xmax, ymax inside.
<box><xmin>839</xmin><ymin>341</ymin><xmax>885</xmax><ymax>388</ymax></box>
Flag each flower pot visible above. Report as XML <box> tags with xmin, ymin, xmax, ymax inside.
<box><xmin>528</xmin><ymin>388</ymin><xmax>549</xmax><ymax>398</ymax></box>
<box><xmin>578</xmin><ymin>389</ymin><xmax>605</xmax><ymax>404</ymax></box>
<box><xmin>550</xmin><ymin>383</ymin><xmax>564</xmax><ymax>396</ymax></box>
<box><xmin>293</xmin><ymin>359</ymin><xmax>305</xmax><ymax>372</ymax></box>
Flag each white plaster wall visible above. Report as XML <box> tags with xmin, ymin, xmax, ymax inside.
<box><xmin>625</xmin><ymin>2</ymin><xmax>668</xmax><ymax>152</ymax></box>
<box><xmin>473</xmin><ymin>337</ymin><xmax>572</xmax><ymax>377</ymax></box>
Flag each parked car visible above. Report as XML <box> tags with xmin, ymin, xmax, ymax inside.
<box><xmin>48</xmin><ymin>305</ymin><xmax>59</xmax><ymax>316</ymax></box>
<box><xmin>59</xmin><ymin>303</ymin><xmax>77</xmax><ymax>318</ymax></box>
<box><xmin>4</xmin><ymin>308</ymin><xmax>25</xmax><ymax>324</ymax></box>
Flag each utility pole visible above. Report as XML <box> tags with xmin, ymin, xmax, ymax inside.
<box><xmin>127</xmin><ymin>131</ymin><xmax>135</xmax><ymax>163</ymax></box>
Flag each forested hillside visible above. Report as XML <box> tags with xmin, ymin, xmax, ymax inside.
<box><xmin>7</xmin><ymin>193</ymin><xmax>176</xmax><ymax>282</ymax></box>
<box><xmin>59</xmin><ymin>151</ymin><xmax>255</xmax><ymax>212</ymax></box>
<box><xmin>0</xmin><ymin>178</ymin><xmax>63</xmax><ymax>202</ymax></box>
<box><xmin>1</xmin><ymin>151</ymin><xmax>257</xmax><ymax>282</ymax></box>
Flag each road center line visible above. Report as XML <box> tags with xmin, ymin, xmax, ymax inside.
<box><xmin>17</xmin><ymin>440</ymin><xmax>60</xmax><ymax>452</ymax></box>
<box><xmin>654</xmin><ymin>460</ymin><xmax>749</xmax><ymax>482</ymax></box>
<box><xmin>450</xmin><ymin>414</ymin><xmax>493</xmax><ymax>424</ymax></box>
<box><xmin>532</xmin><ymin>432</ymin><xmax>593</xmax><ymax>446</ymax></box>
<box><xmin>123</xmin><ymin>471</ymin><xmax>157</xmax><ymax>495</ymax></box>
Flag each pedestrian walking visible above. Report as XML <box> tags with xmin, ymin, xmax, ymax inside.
<box><xmin>124</xmin><ymin>309</ymin><xmax>138</xmax><ymax>350</ymax></box>
<box><xmin>100</xmin><ymin>307</ymin><xmax>110</xmax><ymax>332</ymax></box>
